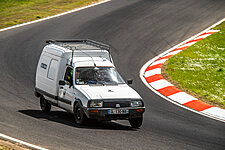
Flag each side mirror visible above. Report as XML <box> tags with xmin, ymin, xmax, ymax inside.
<box><xmin>59</xmin><ymin>80</ymin><xmax>66</xmax><ymax>86</ymax></box>
<box><xmin>127</xmin><ymin>79</ymin><xmax>133</xmax><ymax>85</ymax></box>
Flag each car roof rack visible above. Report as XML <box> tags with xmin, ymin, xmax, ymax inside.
<box><xmin>46</xmin><ymin>39</ymin><xmax>113</xmax><ymax>65</ymax></box>
<box><xmin>46</xmin><ymin>39</ymin><xmax>110</xmax><ymax>51</ymax></box>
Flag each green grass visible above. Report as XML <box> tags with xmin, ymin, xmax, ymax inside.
<box><xmin>165</xmin><ymin>22</ymin><xmax>225</xmax><ymax>109</ymax></box>
<box><xmin>0</xmin><ymin>0</ymin><xmax>101</xmax><ymax>29</ymax></box>
<box><xmin>0</xmin><ymin>144</ymin><xmax>10</xmax><ymax>150</ymax></box>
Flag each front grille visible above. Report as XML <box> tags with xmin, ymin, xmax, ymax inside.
<box><xmin>103</xmin><ymin>100</ymin><xmax>130</xmax><ymax>108</ymax></box>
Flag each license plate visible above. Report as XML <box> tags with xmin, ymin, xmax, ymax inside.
<box><xmin>108</xmin><ymin>109</ymin><xmax>129</xmax><ymax>114</ymax></box>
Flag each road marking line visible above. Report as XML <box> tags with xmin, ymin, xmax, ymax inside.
<box><xmin>181</xmin><ymin>42</ymin><xmax>197</xmax><ymax>47</ymax></box>
<box><xmin>0</xmin><ymin>0</ymin><xmax>111</xmax><ymax>32</ymax></box>
<box><xmin>158</xmin><ymin>55</ymin><xmax>174</xmax><ymax>61</ymax></box>
<box><xmin>207</xmin><ymin>29</ymin><xmax>220</xmax><ymax>32</ymax></box>
<box><xmin>202</xmin><ymin>107</ymin><xmax>225</xmax><ymax>120</ymax></box>
<box><xmin>164</xmin><ymin>50</ymin><xmax>182</xmax><ymax>57</ymax></box>
<box><xmin>151</xmin><ymin>59</ymin><xmax>168</xmax><ymax>66</ymax></box>
<box><xmin>174</xmin><ymin>46</ymin><xmax>189</xmax><ymax>51</ymax></box>
<box><xmin>0</xmin><ymin>133</ymin><xmax>48</xmax><ymax>150</ymax></box>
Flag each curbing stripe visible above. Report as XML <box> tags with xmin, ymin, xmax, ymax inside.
<box><xmin>200</xmin><ymin>32</ymin><xmax>216</xmax><ymax>36</ymax></box>
<box><xmin>174</xmin><ymin>46</ymin><xmax>189</xmax><ymax>51</ymax></box>
<box><xmin>158</xmin><ymin>55</ymin><xmax>174</xmax><ymax>61</ymax></box>
<box><xmin>144</xmin><ymin>68</ymin><xmax>161</xmax><ymax>77</ymax></box>
<box><xmin>145</xmin><ymin>64</ymin><xmax>163</xmax><ymax>71</ymax></box>
<box><xmin>146</xmin><ymin>31</ymin><xmax>221</xmax><ymax>115</ymax></box>
<box><xmin>151</xmin><ymin>59</ymin><xmax>168</xmax><ymax>66</ymax></box>
<box><xmin>168</xmin><ymin>92</ymin><xmax>198</xmax><ymax>104</ymax></box>
<box><xmin>196</xmin><ymin>34</ymin><xmax>211</xmax><ymax>38</ymax></box>
<box><xmin>157</xmin><ymin>86</ymin><xmax>182</xmax><ymax>97</ymax></box>
<box><xmin>145</xmin><ymin>74</ymin><xmax>164</xmax><ymax>83</ymax></box>
<box><xmin>140</xmin><ymin>18</ymin><xmax>225</xmax><ymax>122</ymax></box>
<box><xmin>181</xmin><ymin>42</ymin><xmax>197</xmax><ymax>47</ymax></box>
<box><xmin>186</xmin><ymin>38</ymin><xmax>203</xmax><ymax>44</ymax></box>
<box><xmin>164</xmin><ymin>50</ymin><xmax>182</xmax><ymax>56</ymax></box>
<box><xmin>183</xmin><ymin>100</ymin><xmax>214</xmax><ymax>111</ymax></box>
<box><xmin>150</xmin><ymin>79</ymin><xmax>174</xmax><ymax>90</ymax></box>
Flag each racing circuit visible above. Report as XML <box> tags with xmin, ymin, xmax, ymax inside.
<box><xmin>0</xmin><ymin>0</ymin><xmax>225</xmax><ymax>149</ymax></box>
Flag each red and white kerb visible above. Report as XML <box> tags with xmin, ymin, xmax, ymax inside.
<box><xmin>144</xmin><ymin>29</ymin><xmax>225</xmax><ymax>121</ymax></box>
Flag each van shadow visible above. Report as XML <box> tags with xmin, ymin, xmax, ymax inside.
<box><xmin>19</xmin><ymin>109</ymin><xmax>136</xmax><ymax>131</ymax></box>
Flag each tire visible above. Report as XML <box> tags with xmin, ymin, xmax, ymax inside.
<box><xmin>74</xmin><ymin>103</ymin><xmax>87</xmax><ymax>125</ymax></box>
<box><xmin>129</xmin><ymin>116</ymin><xmax>143</xmax><ymax>128</ymax></box>
<box><xmin>40</xmin><ymin>96</ymin><xmax>51</xmax><ymax>113</ymax></box>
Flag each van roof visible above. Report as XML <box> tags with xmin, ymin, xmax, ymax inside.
<box><xmin>44</xmin><ymin>39</ymin><xmax>113</xmax><ymax>63</ymax></box>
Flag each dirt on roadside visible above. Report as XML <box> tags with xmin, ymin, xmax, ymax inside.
<box><xmin>0</xmin><ymin>139</ymin><xmax>32</xmax><ymax>150</ymax></box>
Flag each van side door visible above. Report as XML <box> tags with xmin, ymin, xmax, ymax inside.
<box><xmin>58</xmin><ymin>66</ymin><xmax>75</xmax><ymax>111</ymax></box>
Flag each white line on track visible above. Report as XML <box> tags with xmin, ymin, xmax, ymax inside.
<box><xmin>151</xmin><ymin>59</ymin><xmax>168</xmax><ymax>66</ymax></box>
<box><xmin>164</xmin><ymin>50</ymin><xmax>182</xmax><ymax>57</ymax></box>
<box><xmin>140</xmin><ymin>18</ymin><xmax>225</xmax><ymax>123</ymax></box>
<box><xmin>0</xmin><ymin>133</ymin><xmax>48</xmax><ymax>150</ymax></box>
<box><xmin>0</xmin><ymin>0</ymin><xmax>111</xmax><ymax>32</ymax></box>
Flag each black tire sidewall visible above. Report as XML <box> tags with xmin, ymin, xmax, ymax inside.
<box><xmin>129</xmin><ymin>116</ymin><xmax>143</xmax><ymax>128</ymax></box>
<box><xmin>40</xmin><ymin>96</ymin><xmax>51</xmax><ymax>113</ymax></box>
<box><xmin>74</xmin><ymin>103</ymin><xmax>86</xmax><ymax>125</ymax></box>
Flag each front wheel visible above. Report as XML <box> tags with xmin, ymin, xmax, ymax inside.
<box><xmin>74</xmin><ymin>103</ymin><xmax>87</xmax><ymax>125</ymax></box>
<box><xmin>40</xmin><ymin>96</ymin><xmax>51</xmax><ymax>113</ymax></box>
<box><xmin>129</xmin><ymin>116</ymin><xmax>143</xmax><ymax>128</ymax></box>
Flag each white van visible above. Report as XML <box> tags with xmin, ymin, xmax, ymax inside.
<box><xmin>35</xmin><ymin>39</ymin><xmax>145</xmax><ymax>128</ymax></box>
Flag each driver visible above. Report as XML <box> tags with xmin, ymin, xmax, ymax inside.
<box><xmin>96</xmin><ymin>69</ymin><xmax>107</xmax><ymax>82</ymax></box>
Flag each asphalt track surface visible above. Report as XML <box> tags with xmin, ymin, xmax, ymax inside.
<box><xmin>0</xmin><ymin>0</ymin><xmax>225</xmax><ymax>149</ymax></box>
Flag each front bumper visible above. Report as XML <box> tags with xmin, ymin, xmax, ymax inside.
<box><xmin>84</xmin><ymin>107</ymin><xmax>145</xmax><ymax>121</ymax></box>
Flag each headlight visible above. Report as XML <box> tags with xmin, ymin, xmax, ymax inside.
<box><xmin>89</xmin><ymin>100</ymin><xmax>103</xmax><ymax>108</ymax></box>
<box><xmin>131</xmin><ymin>100</ymin><xmax>142</xmax><ymax>107</ymax></box>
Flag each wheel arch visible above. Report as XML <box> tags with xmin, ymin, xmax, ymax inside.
<box><xmin>73</xmin><ymin>99</ymin><xmax>83</xmax><ymax>112</ymax></box>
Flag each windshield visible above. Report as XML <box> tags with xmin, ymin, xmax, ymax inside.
<box><xmin>75</xmin><ymin>67</ymin><xmax>125</xmax><ymax>85</ymax></box>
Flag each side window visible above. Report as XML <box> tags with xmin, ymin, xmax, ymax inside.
<box><xmin>47</xmin><ymin>59</ymin><xmax>58</xmax><ymax>80</ymax></box>
<box><xmin>64</xmin><ymin>67</ymin><xmax>73</xmax><ymax>85</ymax></box>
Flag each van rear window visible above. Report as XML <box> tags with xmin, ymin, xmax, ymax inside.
<box><xmin>47</xmin><ymin>59</ymin><xmax>58</xmax><ymax>80</ymax></box>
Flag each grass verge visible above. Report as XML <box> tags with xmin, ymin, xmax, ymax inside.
<box><xmin>0</xmin><ymin>0</ymin><xmax>102</xmax><ymax>29</ymax></box>
<box><xmin>163</xmin><ymin>21</ymin><xmax>225</xmax><ymax>109</ymax></box>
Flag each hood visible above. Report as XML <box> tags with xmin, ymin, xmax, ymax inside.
<box><xmin>80</xmin><ymin>85</ymin><xmax>141</xmax><ymax>100</ymax></box>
